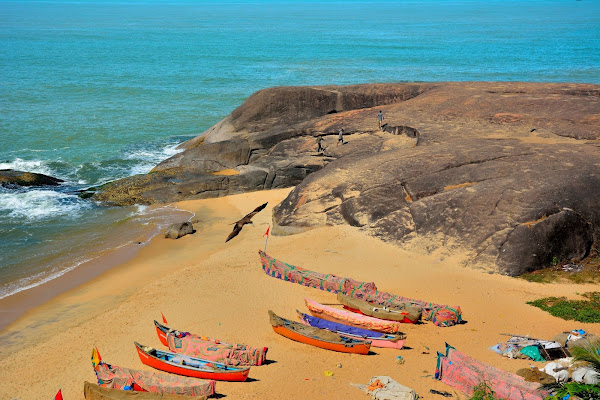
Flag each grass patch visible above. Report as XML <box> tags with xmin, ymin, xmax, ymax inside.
<box><xmin>470</xmin><ymin>381</ymin><xmax>500</xmax><ymax>400</ymax></box>
<box><xmin>527</xmin><ymin>292</ymin><xmax>600</xmax><ymax>323</ymax></box>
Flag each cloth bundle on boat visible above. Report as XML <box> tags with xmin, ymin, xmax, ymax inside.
<box><xmin>94</xmin><ymin>362</ymin><xmax>215</xmax><ymax>397</ymax></box>
<box><xmin>435</xmin><ymin>343</ymin><xmax>549</xmax><ymax>400</ymax></box>
<box><xmin>83</xmin><ymin>381</ymin><xmax>203</xmax><ymax>400</ymax></box>
<box><xmin>166</xmin><ymin>329</ymin><xmax>267</xmax><ymax>367</ymax></box>
<box><xmin>351</xmin><ymin>376</ymin><xmax>418</xmax><ymax>400</ymax></box>
<box><xmin>489</xmin><ymin>335</ymin><xmax>568</xmax><ymax>361</ymax></box>
<box><xmin>259</xmin><ymin>250</ymin><xmax>461</xmax><ymax>326</ymax></box>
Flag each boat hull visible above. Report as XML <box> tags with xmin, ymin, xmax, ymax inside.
<box><xmin>338</xmin><ymin>292</ymin><xmax>421</xmax><ymax>323</ymax></box>
<box><xmin>269</xmin><ymin>310</ymin><xmax>371</xmax><ymax>355</ymax></box>
<box><xmin>297</xmin><ymin>312</ymin><xmax>405</xmax><ymax>350</ymax></box>
<box><xmin>154</xmin><ymin>321</ymin><xmax>268</xmax><ymax>366</ymax></box>
<box><xmin>135</xmin><ymin>344</ymin><xmax>250</xmax><ymax>382</ymax></box>
<box><xmin>271</xmin><ymin>325</ymin><xmax>370</xmax><ymax>355</ymax></box>
<box><xmin>84</xmin><ymin>381</ymin><xmax>204</xmax><ymax>400</ymax></box>
<box><xmin>342</xmin><ymin>305</ymin><xmax>417</xmax><ymax>324</ymax></box>
<box><xmin>156</xmin><ymin>325</ymin><xmax>168</xmax><ymax>346</ymax></box>
<box><xmin>306</xmin><ymin>298</ymin><xmax>403</xmax><ymax>334</ymax></box>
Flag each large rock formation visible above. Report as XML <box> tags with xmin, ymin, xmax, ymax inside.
<box><xmin>94</xmin><ymin>84</ymin><xmax>424</xmax><ymax>205</ymax></box>
<box><xmin>0</xmin><ymin>169</ymin><xmax>64</xmax><ymax>187</ymax></box>
<box><xmin>95</xmin><ymin>82</ymin><xmax>600</xmax><ymax>275</ymax></box>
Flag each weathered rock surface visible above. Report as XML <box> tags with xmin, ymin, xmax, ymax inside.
<box><xmin>273</xmin><ymin>140</ymin><xmax>600</xmax><ymax>276</ymax></box>
<box><xmin>0</xmin><ymin>169</ymin><xmax>64</xmax><ymax>187</ymax></box>
<box><xmin>165</xmin><ymin>222</ymin><xmax>195</xmax><ymax>239</ymax></box>
<box><xmin>95</xmin><ymin>82</ymin><xmax>600</xmax><ymax>274</ymax></box>
<box><xmin>94</xmin><ymin>84</ymin><xmax>424</xmax><ymax>205</ymax></box>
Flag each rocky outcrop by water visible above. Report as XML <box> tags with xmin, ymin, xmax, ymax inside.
<box><xmin>0</xmin><ymin>169</ymin><xmax>64</xmax><ymax>188</ymax></box>
<box><xmin>95</xmin><ymin>82</ymin><xmax>600</xmax><ymax>275</ymax></box>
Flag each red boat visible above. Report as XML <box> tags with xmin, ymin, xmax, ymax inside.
<box><xmin>134</xmin><ymin>342</ymin><xmax>250</xmax><ymax>382</ymax></box>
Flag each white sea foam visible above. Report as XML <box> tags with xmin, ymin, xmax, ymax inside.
<box><xmin>0</xmin><ymin>190</ymin><xmax>90</xmax><ymax>220</ymax></box>
<box><xmin>0</xmin><ymin>158</ymin><xmax>57</xmax><ymax>177</ymax></box>
<box><xmin>125</xmin><ymin>142</ymin><xmax>184</xmax><ymax>176</ymax></box>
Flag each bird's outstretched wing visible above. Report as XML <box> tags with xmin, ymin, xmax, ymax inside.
<box><xmin>224</xmin><ymin>202</ymin><xmax>268</xmax><ymax>243</ymax></box>
<box><xmin>242</xmin><ymin>202</ymin><xmax>268</xmax><ymax>220</ymax></box>
<box><xmin>225</xmin><ymin>224</ymin><xmax>242</xmax><ymax>243</ymax></box>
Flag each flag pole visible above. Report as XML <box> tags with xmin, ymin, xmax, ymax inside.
<box><xmin>264</xmin><ymin>224</ymin><xmax>270</xmax><ymax>253</ymax></box>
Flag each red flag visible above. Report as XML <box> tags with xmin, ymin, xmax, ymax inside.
<box><xmin>161</xmin><ymin>312</ymin><xmax>168</xmax><ymax>325</ymax></box>
<box><xmin>54</xmin><ymin>389</ymin><xmax>63</xmax><ymax>400</ymax></box>
<box><xmin>263</xmin><ymin>225</ymin><xmax>270</xmax><ymax>237</ymax></box>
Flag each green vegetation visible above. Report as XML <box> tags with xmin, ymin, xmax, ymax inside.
<box><xmin>527</xmin><ymin>292</ymin><xmax>600</xmax><ymax>323</ymax></box>
<box><xmin>544</xmin><ymin>383</ymin><xmax>600</xmax><ymax>400</ymax></box>
<box><xmin>470</xmin><ymin>382</ymin><xmax>500</xmax><ymax>400</ymax></box>
<box><xmin>570</xmin><ymin>342</ymin><xmax>600</xmax><ymax>372</ymax></box>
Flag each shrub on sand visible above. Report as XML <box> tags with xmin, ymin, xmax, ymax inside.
<box><xmin>527</xmin><ymin>292</ymin><xmax>600</xmax><ymax>323</ymax></box>
<box><xmin>470</xmin><ymin>381</ymin><xmax>499</xmax><ymax>400</ymax></box>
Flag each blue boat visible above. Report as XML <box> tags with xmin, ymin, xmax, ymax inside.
<box><xmin>296</xmin><ymin>311</ymin><xmax>406</xmax><ymax>349</ymax></box>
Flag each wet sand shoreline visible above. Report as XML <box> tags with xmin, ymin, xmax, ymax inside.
<box><xmin>0</xmin><ymin>204</ymin><xmax>192</xmax><ymax>336</ymax></box>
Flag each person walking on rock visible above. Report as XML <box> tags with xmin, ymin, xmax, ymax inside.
<box><xmin>337</xmin><ymin>128</ymin><xmax>344</xmax><ymax>146</ymax></box>
<box><xmin>378</xmin><ymin>110</ymin><xmax>384</xmax><ymax>130</ymax></box>
<box><xmin>316</xmin><ymin>135</ymin><xmax>324</xmax><ymax>152</ymax></box>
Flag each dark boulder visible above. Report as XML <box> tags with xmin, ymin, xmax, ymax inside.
<box><xmin>0</xmin><ymin>169</ymin><xmax>64</xmax><ymax>188</ymax></box>
<box><xmin>273</xmin><ymin>140</ymin><xmax>600</xmax><ymax>276</ymax></box>
<box><xmin>165</xmin><ymin>222</ymin><xmax>195</xmax><ymax>239</ymax></box>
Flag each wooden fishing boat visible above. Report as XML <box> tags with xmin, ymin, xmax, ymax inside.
<box><xmin>83</xmin><ymin>381</ymin><xmax>205</xmax><ymax>400</ymax></box>
<box><xmin>268</xmin><ymin>310</ymin><xmax>371</xmax><ymax>354</ymax></box>
<box><xmin>305</xmin><ymin>298</ymin><xmax>403</xmax><ymax>334</ymax></box>
<box><xmin>259</xmin><ymin>250</ymin><xmax>462</xmax><ymax>327</ymax></box>
<box><xmin>134</xmin><ymin>342</ymin><xmax>250</xmax><ymax>382</ymax></box>
<box><xmin>92</xmin><ymin>351</ymin><xmax>215</xmax><ymax>397</ymax></box>
<box><xmin>296</xmin><ymin>311</ymin><xmax>406</xmax><ymax>349</ymax></box>
<box><xmin>337</xmin><ymin>293</ymin><xmax>422</xmax><ymax>323</ymax></box>
<box><xmin>154</xmin><ymin>320</ymin><xmax>268</xmax><ymax>366</ymax></box>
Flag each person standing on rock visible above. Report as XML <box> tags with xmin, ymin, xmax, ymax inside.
<box><xmin>337</xmin><ymin>128</ymin><xmax>344</xmax><ymax>146</ymax></box>
<box><xmin>378</xmin><ymin>110</ymin><xmax>384</xmax><ymax>130</ymax></box>
<box><xmin>316</xmin><ymin>134</ymin><xmax>324</xmax><ymax>153</ymax></box>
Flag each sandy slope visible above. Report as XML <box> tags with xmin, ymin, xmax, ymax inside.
<box><xmin>1</xmin><ymin>188</ymin><xmax>598</xmax><ymax>400</ymax></box>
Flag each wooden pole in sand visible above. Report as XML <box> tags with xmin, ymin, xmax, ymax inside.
<box><xmin>264</xmin><ymin>225</ymin><xmax>270</xmax><ymax>253</ymax></box>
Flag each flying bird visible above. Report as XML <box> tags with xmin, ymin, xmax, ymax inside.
<box><xmin>225</xmin><ymin>202</ymin><xmax>268</xmax><ymax>243</ymax></box>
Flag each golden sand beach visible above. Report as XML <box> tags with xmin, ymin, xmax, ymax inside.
<box><xmin>1</xmin><ymin>188</ymin><xmax>598</xmax><ymax>399</ymax></box>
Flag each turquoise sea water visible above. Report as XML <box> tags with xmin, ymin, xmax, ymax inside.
<box><xmin>1</xmin><ymin>0</ymin><xmax>599</xmax><ymax>301</ymax></box>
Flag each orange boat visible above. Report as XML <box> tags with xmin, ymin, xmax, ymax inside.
<box><xmin>268</xmin><ymin>310</ymin><xmax>371</xmax><ymax>355</ymax></box>
<box><xmin>134</xmin><ymin>342</ymin><xmax>250</xmax><ymax>382</ymax></box>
